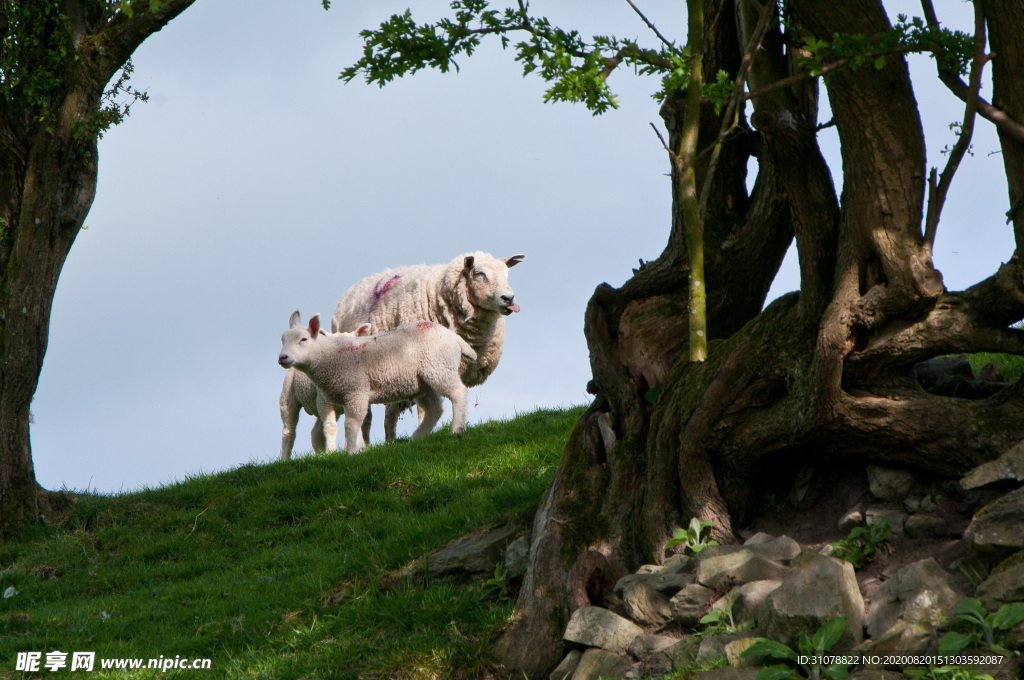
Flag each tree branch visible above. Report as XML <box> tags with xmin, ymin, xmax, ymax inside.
<box><xmin>923</xmin><ymin>0</ymin><xmax>987</xmax><ymax>254</ymax></box>
<box><xmin>91</xmin><ymin>0</ymin><xmax>197</xmax><ymax>84</ymax></box>
<box><xmin>625</xmin><ymin>0</ymin><xmax>678</xmax><ymax>55</ymax></box>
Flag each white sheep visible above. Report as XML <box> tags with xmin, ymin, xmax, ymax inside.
<box><xmin>278</xmin><ymin>311</ymin><xmax>476</xmax><ymax>454</ymax></box>
<box><xmin>278</xmin><ymin>323</ymin><xmax>371</xmax><ymax>460</ymax></box>
<box><xmin>330</xmin><ymin>251</ymin><xmax>523</xmax><ymax>440</ymax></box>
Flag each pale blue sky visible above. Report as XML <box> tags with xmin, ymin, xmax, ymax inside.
<box><xmin>31</xmin><ymin>1</ymin><xmax>1011</xmax><ymax>492</ymax></box>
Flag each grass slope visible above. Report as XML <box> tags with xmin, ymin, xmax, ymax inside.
<box><xmin>1</xmin><ymin>407</ymin><xmax>583</xmax><ymax>679</ymax></box>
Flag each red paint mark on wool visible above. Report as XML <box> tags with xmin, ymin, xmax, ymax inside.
<box><xmin>416</xmin><ymin>321</ymin><xmax>434</xmax><ymax>330</ymax></box>
<box><xmin>367</xmin><ymin>274</ymin><xmax>403</xmax><ymax>321</ymax></box>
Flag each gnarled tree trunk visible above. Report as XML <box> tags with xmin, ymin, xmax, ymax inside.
<box><xmin>500</xmin><ymin>0</ymin><xmax>1024</xmax><ymax>676</ymax></box>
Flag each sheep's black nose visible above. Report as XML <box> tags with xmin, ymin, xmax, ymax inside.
<box><xmin>501</xmin><ymin>294</ymin><xmax>515</xmax><ymax>304</ymax></box>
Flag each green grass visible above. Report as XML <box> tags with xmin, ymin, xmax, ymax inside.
<box><xmin>0</xmin><ymin>407</ymin><xmax>583</xmax><ymax>680</ymax></box>
<box><xmin>968</xmin><ymin>352</ymin><xmax>1024</xmax><ymax>383</ymax></box>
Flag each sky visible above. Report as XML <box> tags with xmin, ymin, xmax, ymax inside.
<box><xmin>30</xmin><ymin>1</ymin><xmax>1012</xmax><ymax>494</ymax></box>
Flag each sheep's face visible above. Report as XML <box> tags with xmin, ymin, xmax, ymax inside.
<box><xmin>278</xmin><ymin>311</ymin><xmax>321</xmax><ymax>368</ymax></box>
<box><xmin>463</xmin><ymin>254</ymin><xmax>524</xmax><ymax>316</ymax></box>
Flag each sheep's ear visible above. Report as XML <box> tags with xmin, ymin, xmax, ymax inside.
<box><xmin>308</xmin><ymin>314</ymin><xmax>321</xmax><ymax>337</ymax></box>
<box><xmin>289</xmin><ymin>311</ymin><xmax>302</xmax><ymax>328</ymax></box>
<box><xmin>355</xmin><ymin>323</ymin><xmax>373</xmax><ymax>337</ymax></box>
<box><xmin>463</xmin><ymin>255</ymin><xmax>475</xmax><ymax>271</ymax></box>
<box><xmin>504</xmin><ymin>254</ymin><xmax>525</xmax><ymax>268</ymax></box>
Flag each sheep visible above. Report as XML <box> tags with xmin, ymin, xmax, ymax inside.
<box><xmin>278</xmin><ymin>323</ymin><xmax>371</xmax><ymax>460</ymax></box>
<box><xmin>278</xmin><ymin>311</ymin><xmax>477</xmax><ymax>454</ymax></box>
<box><xmin>330</xmin><ymin>251</ymin><xmax>523</xmax><ymax>440</ymax></box>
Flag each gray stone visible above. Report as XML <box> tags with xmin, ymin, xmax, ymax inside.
<box><xmin>697</xmin><ymin>633</ymin><xmax>746</xmax><ymax>664</ymax></box>
<box><xmin>425</xmin><ymin>524</ymin><xmax>519</xmax><ymax>577</ymax></box>
<box><xmin>695</xmin><ymin>548</ymin><xmax>790</xmax><ymax>590</ymax></box>
<box><xmin>688</xmin><ymin>670</ymin><xmax>759</xmax><ymax>680</ymax></box>
<box><xmin>503</xmin><ymin>534</ymin><xmax>531</xmax><ymax>580</ymax></box>
<box><xmin>620</xmin><ymin>581</ymin><xmax>672</xmax><ymax>627</ymax></box>
<box><xmin>761</xmin><ymin>551</ymin><xmax>865</xmax><ymax>649</ymax></box>
<box><xmin>661</xmin><ymin>554</ymin><xmax>694</xmax><ymax>574</ymax></box>
<box><xmin>669</xmin><ymin>583</ymin><xmax>715</xmax><ymax>626</ymax></box>
<box><xmin>976</xmin><ymin>551</ymin><xmax>1024</xmax><ymax>610</ymax></box>
<box><xmin>613</xmin><ymin>571</ymin><xmax>693</xmax><ymax>598</ymax></box>
<box><xmin>903</xmin><ymin>497</ymin><xmax>922</xmax><ymax>513</ymax></box>
<box><xmin>903</xmin><ymin>513</ymin><xmax>948</xmax><ymax>539</ymax></box>
<box><xmin>865</xmin><ymin>505</ymin><xmax>907</xmax><ymax>537</ymax></box>
<box><xmin>645</xmin><ymin>638</ymin><xmax>698</xmax><ymax>676</ymax></box>
<box><xmin>920</xmin><ymin>494</ymin><xmax>941</xmax><ymax>514</ymax></box>
<box><xmin>742</xmin><ymin>533</ymin><xmax>802</xmax><ymax>562</ymax></box>
<box><xmin>962</xmin><ymin>441</ymin><xmax>1024</xmax><ymax>490</ymax></box>
<box><xmin>858</xmin><ymin>620</ymin><xmax>935</xmax><ymax>654</ymax></box>
<box><xmin>723</xmin><ymin>637</ymin><xmax>761</xmax><ymax>668</ymax></box>
<box><xmin>838</xmin><ymin>507</ymin><xmax>863</xmax><ymax>533</ymax></box>
<box><xmin>564</xmin><ymin>606</ymin><xmax>644</xmax><ymax>655</ymax></box>
<box><xmin>724</xmin><ymin>579</ymin><xmax>782</xmax><ymax>624</ymax></box>
<box><xmin>570</xmin><ymin>648</ymin><xmax>630</xmax><ymax>680</ymax></box>
<box><xmin>863</xmin><ymin>558</ymin><xmax>961</xmax><ymax>639</ymax></box>
<box><xmin>964</xmin><ymin>486</ymin><xmax>1024</xmax><ymax>561</ymax></box>
<box><xmin>550</xmin><ymin>650</ymin><xmax>583</xmax><ymax>680</ymax></box>
<box><xmin>625</xmin><ymin>633</ymin><xmax>677</xmax><ymax>660</ymax></box>
<box><xmin>867</xmin><ymin>464</ymin><xmax>917</xmax><ymax>500</ymax></box>
<box><xmin>635</xmin><ymin>564</ymin><xmax>661</xmax><ymax>575</ymax></box>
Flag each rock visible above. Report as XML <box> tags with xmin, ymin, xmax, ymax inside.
<box><xmin>867</xmin><ymin>464</ymin><xmax>917</xmax><ymax>500</ymax></box>
<box><xmin>613</xmin><ymin>571</ymin><xmax>693</xmax><ymax>598</ymax></box>
<box><xmin>962</xmin><ymin>442</ymin><xmax>1024</xmax><ymax>490</ymax></box>
<box><xmin>838</xmin><ymin>507</ymin><xmax>863</xmax><ymax>533</ymax></box>
<box><xmin>903</xmin><ymin>497</ymin><xmax>922</xmax><ymax>513</ymax></box>
<box><xmin>976</xmin><ymin>551</ymin><xmax>1024</xmax><ymax>609</ymax></box>
<box><xmin>645</xmin><ymin>638</ymin><xmax>698</xmax><ymax>676</ymax></box>
<box><xmin>669</xmin><ymin>583</ymin><xmax>715</xmax><ymax>626</ymax></box>
<box><xmin>919</xmin><ymin>494</ymin><xmax>941</xmax><ymax>514</ymax></box>
<box><xmin>503</xmin><ymin>535</ymin><xmax>531</xmax><ymax>580</ymax></box>
<box><xmin>625</xmin><ymin>633</ymin><xmax>677</xmax><ymax>660</ymax></box>
<box><xmin>570</xmin><ymin>648</ymin><xmax>631</xmax><ymax>680</ymax></box>
<box><xmin>864</xmin><ymin>505</ymin><xmax>907</xmax><ymax>536</ymax></box>
<box><xmin>724</xmin><ymin>579</ymin><xmax>782</xmax><ymax>624</ymax></box>
<box><xmin>620</xmin><ymin>581</ymin><xmax>672</xmax><ymax>627</ymax></box>
<box><xmin>697</xmin><ymin>633</ymin><xmax>747</xmax><ymax>664</ymax></box>
<box><xmin>687</xmin><ymin>670</ymin><xmax>759</xmax><ymax>680</ymax></box>
<box><xmin>695</xmin><ymin>548</ymin><xmax>790</xmax><ymax>590</ymax></box>
<box><xmin>912</xmin><ymin>355</ymin><xmax>974</xmax><ymax>394</ymax></box>
<box><xmin>964</xmin><ymin>486</ymin><xmax>1024</xmax><ymax>561</ymax></box>
<box><xmin>661</xmin><ymin>554</ymin><xmax>693</xmax><ymax>574</ymax></box>
<box><xmin>742</xmin><ymin>533</ymin><xmax>802</xmax><ymax>562</ymax></box>
<box><xmin>863</xmin><ymin>558</ymin><xmax>961</xmax><ymax>639</ymax></box>
<box><xmin>425</xmin><ymin>524</ymin><xmax>519</xmax><ymax>578</ymax></box>
<box><xmin>858</xmin><ymin>620</ymin><xmax>934</xmax><ymax>654</ymax></box>
<box><xmin>761</xmin><ymin>551</ymin><xmax>865</xmax><ymax>649</ymax></box>
<box><xmin>723</xmin><ymin>637</ymin><xmax>760</xmax><ymax>668</ymax></box>
<box><xmin>903</xmin><ymin>513</ymin><xmax>948</xmax><ymax>539</ymax></box>
<box><xmin>550</xmin><ymin>650</ymin><xmax>583</xmax><ymax>680</ymax></box>
<box><xmin>635</xmin><ymin>564</ymin><xmax>661</xmax><ymax>575</ymax></box>
<box><xmin>564</xmin><ymin>606</ymin><xmax>644</xmax><ymax>655</ymax></box>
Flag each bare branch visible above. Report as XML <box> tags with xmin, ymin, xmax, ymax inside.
<box><xmin>625</xmin><ymin>0</ymin><xmax>678</xmax><ymax>55</ymax></box>
<box><xmin>923</xmin><ymin>0</ymin><xmax>988</xmax><ymax>253</ymax></box>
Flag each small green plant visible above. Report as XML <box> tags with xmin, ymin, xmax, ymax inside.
<box><xmin>937</xmin><ymin>597</ymin><xmax>1024</xmax><ymax>656</ymax></box>
<box><xmin>480</xmin><ymin>563</ymin><xmax>509</xmax><ymax>601</ymax></box>
<box><xmin>699</xmin><ymin>594</ymin><xmax>754</xmax><ymax>636</ymax></box>
<box><xmin>665</xmin><ymin>517</ymin><xmax>719</xmax><ymax>554</ymax></box>
<box><xmin>742</xmin><ymin>616</ymin><xmax>850</xmax><ymax>680</ymax></box>
<box><xmin>830</xmin><ymin>516</ymin><xmax>891</xmax><ymax>568</ymax></box>
<box><xmin>905</xmin><ymin>666</ymin><xmax>994</xmax><ymax>680</ymax></box>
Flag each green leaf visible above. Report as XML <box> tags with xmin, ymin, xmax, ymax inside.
<box><xmin>873</xmin><ymin>55</ymin><xmax>886</xmax><ymax>69</ymax></box>
<box><xmin>757</xmin><ymin>664</ymin><xmax>801</xmax><ymax>680</ymax></box>
<box><xmin>955</xmin><ymin>597</ymin><xmax>986</xmax><ymax>618</ymax></box>
<box><xmin>812</xmin><ymin>616</ymin><xmax>847</xmax><ymax>653</ymax></box>
<box><xmin>992</xmin><ymin>602</ymin><xmax>1024</xmax><ymax>630</ymax></box>
<box><xmin>936</xmin><ymin>630</ymin><xmax>973</xmax><ymax>655</ymax></box>
<box><xmin>743</xmin><ymin>639</ymin><xmax>798</xmax><ymax>662</ymax></box>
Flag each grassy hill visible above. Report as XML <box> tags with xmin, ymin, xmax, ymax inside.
<box><xmin>0</xmin><ymin>407</ymin><xmax>583</xmax><ymax>679</ymax></box>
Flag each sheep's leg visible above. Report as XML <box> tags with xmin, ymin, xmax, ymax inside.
<box><xmin>448</xmin><ymin>383</ymin><xmax>468</xmax><ymax>437</ymax></box>
<box><xmin>311</xmin><ymin>418</ymin><xmax>326</xmax><ymax>453</ymax></box>
<box><xmin>344</xmin><ymin>397</ymin><xmax>369</xmax><ymax>454</ymax></box>
<box><xmin>279</xmin><ymin>374</ymin><xmax>300</xmax><ymax>461</ymax></box>
<box><xmin>361</xmin><ymin>407</ymin><xmax>372</xmax><ymax>446</ymax></box>
<box><xmin>384</xmin><ymin>403</ymin><xmax>402</xmax><ymax>441</ymax></box>
<box><xmin>316</xmin><ymin>393</ymin><xmax>339</xmax><ymax>452</ymax></box>
<box><xmin>410</xmin><ymin>392</ymin><xmax>443</xmax><ymax>438</ymax></box>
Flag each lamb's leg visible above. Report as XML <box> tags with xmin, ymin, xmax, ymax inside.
<box><xmin>311</xmin><ymin>418</ymin><xmax>326</xmax><ymax>453</ymax></box>
<box><xmin>410</xmin><ymin>391</ymin><xmax>443</xmax><ymax>438</ymax></box>
<box><xmin>279</xmin><ymin>374</ymin><xmax>300</xmax><ymax>460</ymax></box>
<box><xmin>344</xmin><ymin>396</ymin><xmax>369</xmax><ymax>454</ymax></box>
<box><xmin>384</xmin><ymin>403</ymin><xmax>402</xmax><ymax>441</ymax></box>
<box><xmin>448</xmin><ymin>382</ymin><xmax>468</xmax><ymax>437</ymax></box>
<box><xmin>361</xmin><ymin>408</ymin><xmax>373</xmax><ymax>446</ymax></box>
<box><xmin>316</xmin><ymin>393</ymin><xmax>339</xmax><ymax>452</ymax></box>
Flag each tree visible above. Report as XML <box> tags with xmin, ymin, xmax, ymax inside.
<box><xmin>345</xmin><ymin>0</ymin><xmax>1024</xmax><ymax>676</ymax></box>
<box><xmin>0</xmin><ymin>0</ymin><xmax>196</xmax><ymax>538</ymax></box>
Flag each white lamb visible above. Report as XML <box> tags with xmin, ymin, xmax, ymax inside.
<box><xmin>278</xmin><ymin>323</ymin><xmax>371</xmax><ymax>460</ymax></box>
<box><xmin>331</xmin><ymin>251</ymin><xmax>523</xmax><ymax>440</ymax></box>
<box><xmin>278</xmin><ymin>311</ymin><xmax>476</xmax><ymax>454</ymax></box>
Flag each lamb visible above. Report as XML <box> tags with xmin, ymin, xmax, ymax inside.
<box><xmin>278</xmin><ymin>323</ymin><xmax>371</xmax><ymax>460</ymax></box>
<box><xmin>331</xmin><ymin>251</ymin><xmax>523</xmax><ymax>440</ymax></box>
<box><xmin>278</xmin><ymin>311</ymin><xmax>477</xmax><ymax>454</ymax></box>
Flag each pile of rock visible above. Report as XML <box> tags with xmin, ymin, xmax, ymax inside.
<box><xmin>540</xmin><ymin>448</ymin><xmax>1024</xmax><ymax>680</ymax></box>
